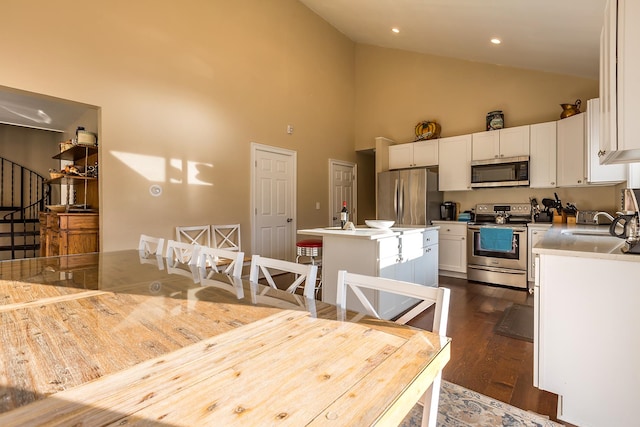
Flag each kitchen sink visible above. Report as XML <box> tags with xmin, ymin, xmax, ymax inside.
<box><xmin>561</xmin><ymin>226</ymin><xmax>612</xmax><ymax>237</ymax></box>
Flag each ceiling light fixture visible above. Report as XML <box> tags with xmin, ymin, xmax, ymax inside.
<box><xmin>391</xmin><ymin>28</ymin><xmax>400</xmax><ymax>34</ymax></box>
<box><xmin>491</xmin><ymin>38</ymin><xmax>501</xmax><ymax>45</ymax></box>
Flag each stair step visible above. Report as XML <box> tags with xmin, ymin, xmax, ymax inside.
<box><xmin>0</xmin><ymin>218</ymin><xmax>40</xmax><ymax>224</ymax></box>
<box><xmin>0</xmin><ymin>231</ymin><xmax>39</xmax><ymax>238</ymax></box>
<box><xmin>0</xmin><ymin>245</ymin><xmax>40</xmax><ymax>252</ymax></box>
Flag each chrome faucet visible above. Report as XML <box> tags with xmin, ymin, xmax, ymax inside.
<box><xmin>593</xmin><ymin>211</ymin><xmax>614</xmax><ymax>223</ymax></box>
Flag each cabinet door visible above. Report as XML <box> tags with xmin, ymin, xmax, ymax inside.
<box><xmin>599</xmin><ymin>1</ymin><xmax>616</xmax><ymax>162</ymax></box>
<box><xmin>527</xmin><ymin>226</ymin><xmax>548</xmax><ymax>282</ymax></box>
<box><xmin>388</xmin><ymin>144</ymin><xmax>413</xmax><ymax>169</ymax></box>
<box><xmin>557</xmin><ymin>113</ymin><xmax>586</xmax><ymax>187</ymax></box>
<box><xmin>412</xmin><ymin>140</ymin><xmax>438</xmax><ymax>167</ymax></box>
<box><xmin>529</xmin><ymin>121</ymin><xmax>557</xmax><ymax>188</ymax></box>
<box><xmin>439</xmin><ymin>135</ymin><xmax>472</xmax><ymax>191</ymax></box>
<box><xmin>499</xmin><ymin>125</ymin><xmax>530</xmax><ymax>157</ymax></box>
<box><xmin>437</xmin><ymin>223</ymin><xmax>466</xmax><ymax>274</ymax></box>
<box><xmin>587</xmin><ymin>98</ymin><xmax>626</xmax><ymax>183</ymax></box>
<box><xmin>471</xmin><ymin>131</ymin><xmax>499</xmax><ymax>160</ymax></box>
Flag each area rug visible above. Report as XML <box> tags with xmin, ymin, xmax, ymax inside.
<box><xmin>400</xmin><ymin>380</ymin><xmax>563</xmax><ymax>427</ymax></box>
<box><xmin>494</xmin><ymin>303</ymin><xmax>534</xmax><ymax>342</ymax></box>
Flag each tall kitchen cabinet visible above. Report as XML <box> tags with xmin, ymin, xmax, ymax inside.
<box><xmin>556</xmin><ymin>113</ymin><xmax>586</xmax><ymax>187</ymax></box>
<box><xmin>438</xmin><ymin>135</ymin><xmax>472</xmax><ymax>191</ymax></box>
<box><xmin>529</xmin><ymin>121</ymin><xmax>557</xmax><ymax>188</ymax></box>
<box><xmin>40</xmin><ymin>145</ymin><xmax>99</xmax><ymax>256</ymax></box>
<box><xmin>599</xmin><ymin>0</ymin><xmax>640</xmax><ymax>164</ymax></box>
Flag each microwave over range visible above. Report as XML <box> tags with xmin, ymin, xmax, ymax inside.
<box><xmin>470</xmin><ymin>156</ymin><xmax>529</xmax><ymax>188</ymax></box>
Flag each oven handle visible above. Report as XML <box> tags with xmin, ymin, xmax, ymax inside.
<box><xmin>468</xmin><ymin>225</ymin><xmax>527</xmax><ymax>232</ymax></box>
<box><xmin>467</xmin><ymin>265</ymin><xmax>527</xmax><ymax>275</ymax></box>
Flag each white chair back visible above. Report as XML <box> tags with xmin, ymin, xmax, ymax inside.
<box><xmin>199</xmin><ymin>246</ymin><xmax>245</xmax><ymax>279</ymax></box>
<box><xmin>212</xmin><ymin>224</ymin><xmax>242</xmax><ymax>251</ymax></box>
<box><xmin>335</xmin><ymin>270</ymin><xmax>450</xmax><ymax>334</ymax></box>
<box><xmin>165</xmin><ymin>239</ymin><xmax>202</xmax><ymax>265</ymax></box>
<box><xmin>249</xmin><ymin>255</ymin><xmax>318</xmax><ymax>299</ymax></box>
<box><xmin>138</xmin><ymin>234</ymin><xmax>165</xmax><ymax>256</ymax></box>
<box><xmin>176</xmin><ymin>225</ymin><xmax>211</xmax><ymax>247</ymax></box>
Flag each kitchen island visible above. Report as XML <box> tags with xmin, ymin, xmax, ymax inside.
<box><xmin>532</xmin><ymin>224</ymin><xmax>639</xmax><ymax>426</ymax></box>
<box><xmin>298</xmin><ymin>226</ymin><xmax>439</xmax><ymax>319</ymax></box>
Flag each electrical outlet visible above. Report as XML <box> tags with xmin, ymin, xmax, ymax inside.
<box><xmin>286</xmin><ymin>124</ymin><xmax>294</xmax><ymax>134</ymax></box>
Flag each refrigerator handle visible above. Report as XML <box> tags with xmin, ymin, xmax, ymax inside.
<box><xmin>399</xmin><ymin>179</ymin><xmax>405</xmax><ymax>223</ymax></box>
<box><xmin>393</xmin><ymin>179</ymin><xmax>399</xmax><ymax>220</ymax></box>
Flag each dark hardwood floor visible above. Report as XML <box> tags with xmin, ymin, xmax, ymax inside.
<box><xmin>408</xmin><ymin>275</ymin><xmax>570</xmax><ymax>425</ymax></box>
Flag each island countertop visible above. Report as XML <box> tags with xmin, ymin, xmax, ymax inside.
<box><xmin>298</xmin><ymin>225</ymin><xmax>438</xmax><ymax>240</ymax></box>
<box><xmin>531</xmin><ymin>223</ymin><xmax>640</xmax><ymax>262</ymax></box>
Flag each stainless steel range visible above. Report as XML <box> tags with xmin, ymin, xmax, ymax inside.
<box><xmin>467</xmin><ymin>203</ymin><xmax>531</xmax><ymax>289</ymax></box>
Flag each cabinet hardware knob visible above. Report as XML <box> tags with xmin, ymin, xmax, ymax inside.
<box><xmin>551</xmin><ymin>182</ymin><xmax>555</xmax><ymax>185</ymax></box>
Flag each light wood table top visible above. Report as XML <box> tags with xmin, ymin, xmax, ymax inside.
<box><xmin>0</xmin><ymin>250</ymin><xmax>450</xmax><ymax>426</ymax></box>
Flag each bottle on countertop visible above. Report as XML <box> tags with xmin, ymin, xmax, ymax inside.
<box><xmin>340</xmin><ymin>201</ymin><xmax>349</xmax><ymax>229</ymax></box>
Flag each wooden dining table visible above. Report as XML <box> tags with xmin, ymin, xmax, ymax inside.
<box><xmin>0</xmin><ymin>250</ymin><xmax>451</xmax><ymax>426</ymax></box>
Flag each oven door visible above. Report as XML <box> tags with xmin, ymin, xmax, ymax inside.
<box><xmin>467</xmin><ymin>225</ymin><xmax>527</xmax><ymax>271</ymax></box>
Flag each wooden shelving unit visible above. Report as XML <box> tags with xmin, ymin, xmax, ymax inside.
<box><xmin>40</xmin><ymin>143</ymin><xmax>99</xmax><ymax>256</ymax></box>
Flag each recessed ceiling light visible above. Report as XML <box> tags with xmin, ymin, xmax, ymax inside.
<box><xmin>392</xmin><ymin>28</ymin><xmax>400</xmax><ymax>34</ymax></box>
<box><xmin>491</xmin><ymin>38</ymin><xmax>501</xmax><ymax>45</ymax></box>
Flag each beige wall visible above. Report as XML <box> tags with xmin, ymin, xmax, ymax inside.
<box><xmin>354</xmin><ymin>45</ymin><xmax>599</xmax><ymax>149</ymax></box>
<box><xmin>0</xmin><ymin>0</ymin><xmax>356</xmax><ymax>252</ymax></box>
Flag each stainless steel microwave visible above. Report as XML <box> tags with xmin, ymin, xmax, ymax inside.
<box><xmin>470</xmin><ymin>156</ymin><xmax>529</xmax><ymax>188</ymax></box>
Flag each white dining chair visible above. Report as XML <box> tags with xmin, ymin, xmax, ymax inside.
<box><xmin>176</xmin><ymin>225</ymin><xmax>211</xmax><ymax>247</ymax></box>
<box><xmin>249</xmin><ymin>255</ymin><xmax>318</xmax><ymax>299</ymax></box>
<box><xmin>165</xmin><ymin>239</ymin><xmax>202</xmax><ymax>265</ymax></box>
<box><xmin>164</xmin><ymin>240</ymin><xmax>202</xmax><ymax>284</ymax></box>
<box><xmin>138</xmin><ymin>234</ymin><xmax>165</xmax><ymax>256</ymax></box>
<box><xmin>335</xmin><ymin>270</ymin><xmax>450</xmax><ymax>427</ymax></box>
<box><xmin>211</xmin><ymin>224</ymin><xmax>242</xmax><ymax>251</ymax></box>
<box><xmin>198</xmin><ymin>246</ymin><xmax>245</xmax><ymax>279</ymax></box>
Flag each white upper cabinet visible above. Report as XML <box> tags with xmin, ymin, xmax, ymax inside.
<box><xmin>471</xmin><ymin>125</ymin><xmax>530</xmax><ymax>160</ymax></box>
<box><xmin>557</xmin><ymin>113</ymin><xmax>587</xmax><ymax>187</ymax></box>
<box><xmin>438</xmin><ymin>134</ymin><xmax>472</xmax><ymax>191</ymax></box>
<box><xmin>529</xmin><ymin>121</ymin><xmax>557</xmax><ymax>188</ymax></box>
<box><xmin>587</xmin><ymin>98</ymin><xmax>626</xmax><ymax>183</ymax></box>
<box><xmin>599</xmin><ymin>0</ymin><xmax>640</xmax><ymax>164</ymax></box>
<box><xmin>388</xmin><ymin>139</ymin><xmax>438</xmax><ymax>169</ymax></box>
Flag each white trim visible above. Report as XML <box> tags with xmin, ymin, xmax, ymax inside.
<box><xmin>250</xmin><ymin>142</ymin><xmax>297</xmax><ymax>261</ymax></box>
<box><xmin>328</xmin><ymin>159</ymin><xmax>358</xmax><ymax>226</ymax></box>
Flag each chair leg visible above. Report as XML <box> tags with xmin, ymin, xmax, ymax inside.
<box><xmin>421</xmin><ymin>372</ymin><xmax>442</xmax><ymax>427</ymax></box>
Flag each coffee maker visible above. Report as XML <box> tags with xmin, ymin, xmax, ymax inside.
<box><xmin>440</xmin><ymin>201</ymin><xmax>457</xmax><ymax>221</ymax></box>
<box><xmin>609</xmin><ymin>188</ymin><xmax>640</xmax><ymax>254</ymax></box>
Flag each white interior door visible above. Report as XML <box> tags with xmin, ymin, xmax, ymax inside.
<box><xmin>251</xmin><ymin>143</ymin><xmax>296</xmax><ymax>261</ymax></box>
<box><xmin>329</xmin><ymin>159</ymin><xmax>357</xmax><ymax>226</ymax></box>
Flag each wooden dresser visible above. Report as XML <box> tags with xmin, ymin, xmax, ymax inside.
<box><xmin>39</xmin><ymin>212</ymin><xmax>99</xmax><ymax>256</ymax></box>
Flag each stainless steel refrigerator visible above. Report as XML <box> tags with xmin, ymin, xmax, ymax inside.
<box><xmin>377</xmin><ymin>168</ymin><xmax>442</xmax><ymax>225</ymax></box>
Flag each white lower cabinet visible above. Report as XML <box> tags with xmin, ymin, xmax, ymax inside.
<box><xmin>432</xmin><ymin>221</ymin><xmax>467</xmax><ymax>278</ymax></box>
<box><xmin>535</xmin><ymin>253</ymin><xmax>640</xmax><ymax>426</ymax></box>
<box><xmin>527</xmin><ymin>224</ymin><xmax>551</xmax><ymax>282</ymax></box>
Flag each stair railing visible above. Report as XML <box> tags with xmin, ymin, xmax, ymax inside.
<box><xmin>0</xmin><ymin>157</ymin><xmax>50</xmax><ymax>259</ymax></box>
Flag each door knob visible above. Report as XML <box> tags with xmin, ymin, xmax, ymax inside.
<box><xmin>286</xmin><ymin>218</ymin><xmax>293</xmax><ymax>223</ymax></box>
